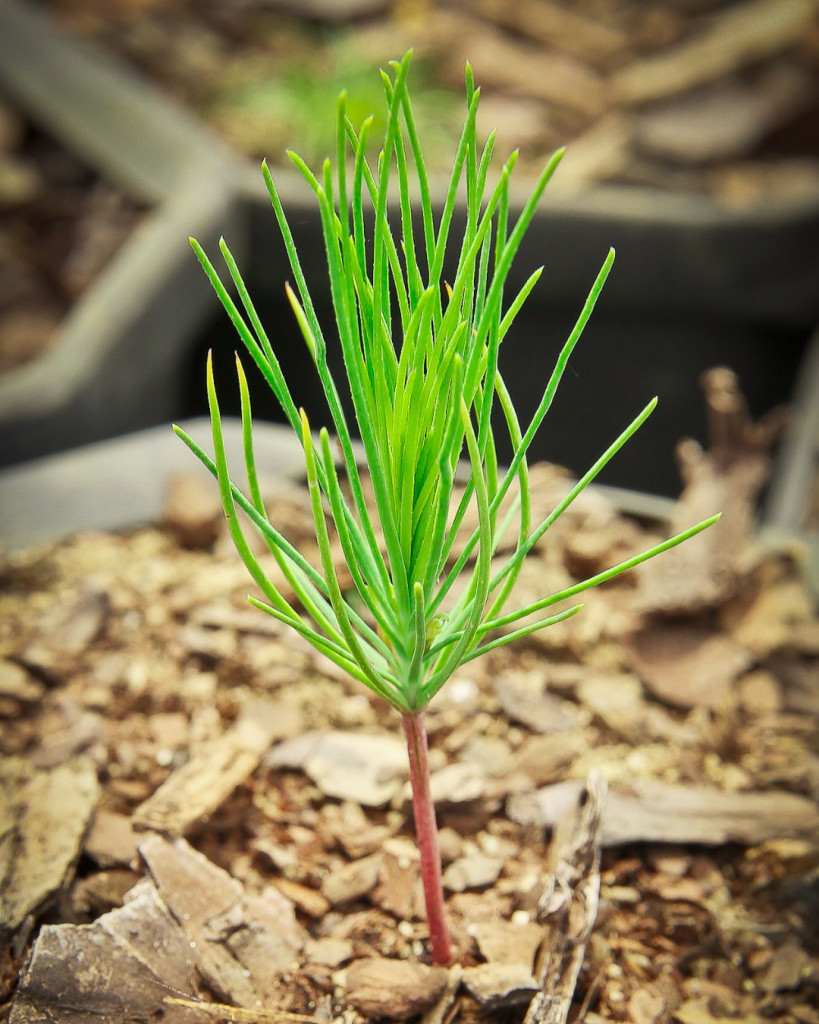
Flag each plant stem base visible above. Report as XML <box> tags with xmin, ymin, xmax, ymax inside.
<box><xmin>401</xmin><ymin>710</ymin><xmax>452</xmax><ymax>965</ymax></box>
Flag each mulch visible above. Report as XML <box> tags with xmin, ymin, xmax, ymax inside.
<box><xmin>1</xmin><ymin>373</ymin><xmax>817</xmax><ymax>1022</ymax></box>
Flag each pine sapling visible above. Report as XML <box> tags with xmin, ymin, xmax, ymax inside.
<box><xmin>175</xmin><ymin>52</ymin><xmax>719</xmax><ymax>965</ymax></box>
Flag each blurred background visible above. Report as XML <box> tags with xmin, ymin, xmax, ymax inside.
<box><xmin>20</xmin><ymin>0</ymin><xmax>819</xmax><ymax>189</ymax></box>
<box><xmin>1</xmin><ymin>0</ymin><xmax>818</xmax><ymax>506</ymax></box>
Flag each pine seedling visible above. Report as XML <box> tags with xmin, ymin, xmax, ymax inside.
<box><xmin>175</xmin><ymin>52</ymin><xmax>718</xmax><ymax>965</ymax></box>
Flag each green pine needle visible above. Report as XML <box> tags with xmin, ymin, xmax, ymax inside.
<box><xmin>178</xmin><ymin>51</ymin><xmax>719</xmax><ymax>714</ymax></box>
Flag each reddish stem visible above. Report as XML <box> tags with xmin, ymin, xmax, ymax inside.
<box><xmin>401</xmin><ymin>710</ymin><xmax>452</xmax><ymax>965</ymax></box>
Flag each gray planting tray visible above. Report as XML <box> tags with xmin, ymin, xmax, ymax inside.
<box><xmin>0</xmin><ymin>0</ymin><xmax>247</xmax><ymax>465</ymax></box>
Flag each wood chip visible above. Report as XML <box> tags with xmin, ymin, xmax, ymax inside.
<box><xmin>321</xmin><ymin>853</ymin><xmax>382</xmax><ymax>907</ymax></box>
<box><xmin>624</xmin><ymin>625</ymin><xmax>752</xmax><ymax>709</ymax></box>
<box><xmin>443</xmin><ymin>854</ymin><xmax>504</xmax><ymax>893</ymax></box>
<box><xmin>471</xmin><ymin>919</ymin><xmax>545</xmax><ymax>968</ymax></box>
<box><xmin>420</xmin><ymin>963</ymin><xmax>462</xmax><ymax>1024</ymax></box>
<box><xmin>509</xmin><ymin>779</ymin><xmax>819</xmax><ymax>846</ymax></box>
<box><xmin>271</xmin><ymin>730</ymin><xmax>408</xmax><ymax>807</ymax></box>
<box><xmin>23</xmin><ymin>584</ymin><xmax>109</xmax><ymax>664</ymax></box>
<box><xmin>29</xmin><ymin>701</ymin><xmax>103</xmax><ymax>768</ymax></box>
<box><xmin>459</xmin><ymin>734</ymin><xmax>515</xmax><ymax>778</ymax></box>
<box><xmin>325</xmin><ymin>800</ymin><xmax>393</xmax><ymax>859</ymax></box>
<box><xmin>627</xmin><ymin>986</ymin><xmax>667</xmax><ymax>1024</ymax></box>
<box><xmin>430</xmin><ymin>761</ymin><xmax>487</xmax><ymax>804</ymax></box>
<box><xmin>448</xmin><ymin>0</ymin><xmax>627</xmax><ymax>65</ymax></box>
<box><xmin>0</xmin><ymin>659</ymin><xmax>44</xmax><ymax>703</ymax></box>
<box><xmin>634</xmin><ymin>66</ymin><xmax>812</xmax><ymax>165</ymax></box>
<box><xmin>638</xmin><ymin>368</ymin><xmax>784</xmax><ymax>614</ymax></box>
<box><xmin>161</xmin><ymin>473</ymin><xmax>224</xmax><ymax>549</ymax></box>
<box><xmin>272</xmin><ymin>877</ymin><xmax>331</xmax><ymax>919</ymax></box>
<box><xmin>305</xmin><ymin>936</ymin><xmax>354</xmax><ymax>968</ymax></box>
<box><xmin>614</xmin><ymin>0</ymin><xmax>819</xmax><ymax>103</ymax></box>
<box><xmin>494</xmin><ymin>671</ymin><xmax>582</xmax><ymax>733</ymax></box>
<box><xmin>737</xmin><ymin>670</ymin><xmax>783</xmax><ymax>715</ymax></box>
<box><xmin>725</xmin><ymin>580</ymin><xmax>816</xmax><ymax>657</ymax></box>
<box><xmin>674</xmin><ymin>996</ymin><xmax>757</xmax><ymax>1023</ymax></box>
<box><xmin>69</xmin><ymin>868</ymin><xmax>140</xmax><ymax>916</ymax></box>
<box><xmin>84</xmin><ymin>808</ymin><xmax>141</xmax><ymax>867</ymax></box>
<box><xmin>372</xmin><ymin>850</ymin><xmax>421</xmax><ymax>920</ymax></box>
<box><xmin>435</xmin><ymin>10</ymin><xmax>607</xmax><ymax>119</ymax></box>
<box><xmin>140</xmin><ymin>833</ymin><xmax>307</xmax><ymax>1006</ymax></box>
<box><xmin>10</xmin><ymin>880</ymin><xmax>200</xmax><ymax>1024</ymax></box>
<box><xmin>589</xmin><ymin>677</ymin><xmax>684</xmax><ymax>747</ymax></box>
<box><xmin>0</xmin><ymin>757</ymin><xmax>99</xmax><ymax>934</ymax></box>
<box><xmin>133</xmin><ymin>699</ymin><xmax>297</xmax><ymax>834</ymax></box>
<box><xmin>524</xmin><ymin>771</ymin><xmax>606</xmax><ymax>1024</ymax></box>
<box><xmin>342</xmin><ymin>957</ymin><xmax>449</xmax><ymax>1021</ymax></box>
<box><xmin>463</xmin><ymin>962</ymin><xmax>540</xmax><ymax>1009</ymax></box>
<box><xmin>759</xmin><ymin>940</ymin><xmax>815</xmax><ymax>993</ymax></box>
<box><xmin>512</xmin><ymin>732</ymin><xmax>585</xmax><ymax>786</ymax></box>
<box><xmin>550</xmin><ymin>111</ymin><xmax>635</xmax><ymax>192</ymax></box>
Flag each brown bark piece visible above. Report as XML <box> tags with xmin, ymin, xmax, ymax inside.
<box><xmin>69</xmin><ymin>868</ymin><xmax>140</xmax><ymax>917</ymax></box>
<box><xmin>29</xmin><ymin>701</ymin><xmax>103</xmax><ymax>769</ymax></box>
<box><xmin>434</xmin><ymin>11</ymin><xmax>607</xmax><ymax>119</ymax></box>
<box><xmin>305</xmin><ymin>731</ymin><xmax>408</xmax><ymax>806</ymax></box>
<box><xmin>513</xmin><ymin>732</ymin><xmax>585</xmax><ymax>787</ymax></box>
<box><xmin>421</xmin><ymin>963</ymin><xmax>462</xmax><ymax>1024</ymax></box>
<box><xmin>494</xmin><ymin>672</ymin><xmax>582</xmax><ymax>734</ymax></box>
<box><xmin>84</xmin><ymin>808</ymin><xmax>141</xmax><ymax>867</ymax></box>
<box><xmin>429</xmin><ymin>761</ymin><xmax>487</xmax><ymax>804</ymax></box>
<box><xmin>547</xmin><ymin>113</ymin><xmax>633</xmax><ymax>194</ymax></box>
<box><xmin>624</xmin><ymin>624</ymin><xmax>752</xmax><ymax>709</ymax></box>
<box><xmin>759</xmin><ymin>940</ymin><xmax>815</xmax><ymax>993</ymax></box>
<box><xmin>576</xmin><ymin>672</ymin><xmax>700</xmax><ymax>746</ymax></box>
<box><xmin>0</xmin><ymin>659</ymin><xmax>44</xmax><ymax>703</ymax></box>
<box><xmin>305</xmin><ymin>936</ymin><xmax>354</xmax><ymax>968</ymax></box>
<box><xmin>343</xmin><ymin>957</ymin><xmax>449</xmax><ymax>1021</ymax></box>
<box><xmin>443</xmin><ymin>854</ymin><xmax>504</xmax><ymax>893</ymax></box>
<box><xmin>471</xmin><ymin>919</ymin><xmax>546</xmax><ymax>968</ymax></box>
<box><xmin>634</xmin><ymin>66</ymin><xmax>812</xmax><ymax>165</ymax></box>
<box><xmin>639</xmin><ymin>368</ymin><xmax>786</xmax><ymax>615</ymax></box>
<box><xmin>162</xmin><ymin>1000</ymin><xmax>318</xmax><ymax>1021</ymax></box>
<box><xmin>447</xmin><ymin>0</ymin><xmax>628</xmax><ymax>64</ymax></box>
<box><xmin>372</xmin><ymin>851</ymin><xmax>421</xmax><ymax>920</ymax></box>
<box><xmin>614</xmin><ymin>0</ymin><xmax>819</xmax><ymax>103</ymax></box>
<box><xmin>321</xmin><ymin>853</ymin><xmax>382</xmax><ymax>907</ymax></box>
<box><xmin>133</xmin><ymin>699</ymin><xmax>298</xmax><ymax>834</ymax></box>
<box><xmin>509</xmin><ymin>779</ymin><xmax>819</xmax><ymax>846</ymax></box>
<box><xmin>23</xmin><ymin>584</ymin><xmax>109</xmax><ymax>666</ymax></box>
<box><xmin>326</xmin><ymin>800</ymin><xmax>393</xmax><ymax>859</ymax></box>
<box><xmin>10</xmin><ymin>880</ymin><xmax>199</xmax><ymax>1024</ymax></box>
<box><xmin>463</xmin><ymin>962</ymin><xmax>540</xmax><ymax>1009</ymax></box>
<box><xmin>737</xmin><ymin>670</ymin><xmax>783</xmax><ymax>714</ymax></box>
<box><xmin>162</xmin><ymin>473</ymin><xmax>224</xmax><ymax>549</ymax></box>
<box><xmin>700</xmin><ymin>366</ymin><xmax>787</xmax><ymax>460</ymax></box>
<box><xmin>655</xmin><ymin>463</ymin><xmax>759</xmax><ymax>608</ymax></box>
<box><xmin>524</xmin><ymin>771</ymin><xmax>607</xmax><ymax>1024</ymax></box>
<box><xmin>139</xmin><ymin>833</ymin><xmax>307</xmax><ymax>1008</ymax></box>
<box><xmin>271</xmin><ymin>730</ymin><xmax>408</xmax><ymax>806</ymax></box>
<box><xmin>724</xmin><ymin>580</ymin><xmax>816</xmax><ymax>658</ymax></box>
<box><xmin>272</xmin><ymin>877</ymin><xmax>331</xmax><ymax>919</ymax></box>
<box><xmin>0</xmin><ymin>757</ymin><xmax>99</xmax><ymax>935</ymax></box>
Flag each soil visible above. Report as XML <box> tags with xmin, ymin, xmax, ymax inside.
<box><xmin>1</xmin><ymin>430</ymin><xmax>818</xmax><ymax>1021</ymax></box>
<box><xmin>0</xmin><ymin>105</ymin><xmax>143</xmax><ymax>375</ymax></box>
<box><xmin>34</xmin><ymin>0</ymin><xmax>819</xmax><ymax>202</ymax></box>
